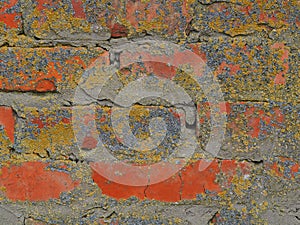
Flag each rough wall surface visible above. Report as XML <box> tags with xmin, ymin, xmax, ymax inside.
<box><xmin>0</xmin><ymin>0</ymin><xmax>299</xmax><ymax>224</ymax></box>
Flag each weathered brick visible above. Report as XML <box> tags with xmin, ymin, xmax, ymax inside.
<box><xmin>220</xmin><ymin>102</ymin><xmax>299</xmax><ymax>160</ymax></box>
<box><xmin>145</xmin><ymin>173</ymin><xmax>182</xmax><ymax>202</ymax></box>
<box><xmin>22</xmin><ymin>0</ymin><xmax>192</xmax><ymax>41</ymax></box>
<box><xmin>0</xmin><ymin>106</ymin><xmax>15</xmax><ymax>144</ymax></box>
<box><xmin>0</xmin><ymin>0</ymin><xmax>22</xmax><ymax>35</ymax></box>
<box><xmin>191</xmin><ymin>0</ymin><xmax>299</xmax><ymax>37</ymax></box>
<box><xmin>2</xmin><ymin>40</ymin><xmax>297</xmax><ymax>104</ymax></box>
<box><xmin>15</xmin><ymin>101</ymin><xmax>299</xmax><ymax>162</ymax></box>
<box><xmin>0</xmin><ymin>161</ymin><xmax>79</xmax><ymax>201</ymax></box>
<box><xmin>15</xmin><ymin>106</ymin><xmax>75</xmax><ymax>158</ymax></box>
<box><xmin>198</xmin><ymin>38</ymin><xmax>299</xmax><ymax>102</ymax></box>
<box><xmin>91</xmin><ymin>165</ymin><xmax>146</xmax><ymax>200</ymax></box>
<box><xmin>91</xmin><ymin>159</ymin><xmax>251</xmax><ymax>201</ymax></box>
<box><xmin>0</xmin><ymin>47</ymin><xmax>106</xmax><ymax>92</ymax></box>
<box><xmin>265</xmin><ymin>157</ymin><xmax>300</xmax><ymax>179</ymax></box>
<box><xmin>0</xmin><ymin>0</ymin><xmax>298</xmax><ymax>223</ymax></box>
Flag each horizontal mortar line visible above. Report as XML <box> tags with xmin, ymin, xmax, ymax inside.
<box><xmin>1</xmin><ymin>41</ymin><xmax>299</xmax><ymax>51</ymax></box>
<box><xmin>0</xmin><ymin>92</ymin><xmax>298</xmax><ymax>106</ymax></box>
<box><xmin>0</xmin><ymin>35</ymin><xmax>158</xmax><ymax>46</ymax></box>
<box><xmin>198</xmin><ymin>0</ymin><xmax>247</xmax><ymax>6</ymax></box>
<box><xmin>0</xmin><ymin>40</ymin><xmax>111</xmax><ymax>48</ymax></box>
<box><xmin>12</xmin><ymin>152</ymin><xmax>295</xmax><ymax>166</ymax></box>
<box><xmin>1</xmin><ymin>101</ymin><xmax>299</xmax><ymax>112</ymax></box>
<box><xmin>4</xmin><ymin>33</ymin><xmax>297</xmax><ymax>47</ymax></box>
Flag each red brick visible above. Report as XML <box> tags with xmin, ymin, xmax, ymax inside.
<box><xmin>0</xmin><ymin>13</ymin><xmax>20</xmax><ymax>29</ymax></box>
<box><xmin>117</xmin><ymin>45</ymin><xmax>207</xmax><ymax>81</ymax></box>
<box><xmin>181</xmin><ymin>160</ymin><xmax>221</xmax><ymax>199</ymax></box>
<box><xmin>198</xmin><ymin>102</ymin><xmax>289</xmax><ymax>141</ymax></box>
<box><xmin>70</xmin><ymin>0</ymin><xmax>86</xmax><ymax>19</ymax></box>
<box><xmin>200</xmin><ymin>38</ymin><xmax>297</xmax><ymax>102</ymax></box>
<box><xmin>123</xmin><ymin>0</ymin><xmax>191</xmax><ymax>35</ymax></box>
<box><xmin>271</xmin><ymin>43</ymin><xmax>289</xmax><ymax>85</ymax></box>
<box><xmin>216</xmin><ymin>62</ymin><xmax>241</xmax><ymax>76</ymax></box>
<box><xmin>0</xmin><ymin>161</ymin><xmax>79</xmax><ymax>201</ymax></box>
<box><xmin>266</xmin><ymin>157</ymin><xmax>300</xmax><ymax>179</ymax></box>
<box><xmin>18</xmin><ymin>101</ymin><xmax>297</xmax><ymax>160</ymax></box>
<box><xmin>35</xmin><ymin>79</ymin><xmax>56</xmax><ymax>92</ymax></box>
<box><xmin>24</xmin><ymin>0</ymin><xmax>192</xmax><ymax>39</ymax></box>
<box><xmin>188</xmin><ymin>43</ymin><xmax>207</xmax><ymax>62</ymax></box>
<box><xmin>193</xmin><ymin>1</ymin><xmax>297</xmax><ymax>37</ymax></box>
<box><xmin>0</xmin><ymin>0</ymin><xmax>21</xmax><ymax>30</ymax></box>
<box><xmin>0</xmin><ymin>106</ymin><xmax>15</xmax><ymax>144</ymax></box>
<box><xmin>91</xmin><ymin>162</ymin><xmax>146</xmax><ymax>200</ymax></box>
<box><xmin>110</xmin><ymin>23</ymin><xmax>129</xmax><ymax>38</ymax></box>
<box><xmin>91</xmin><ymin>159</ymin><xmax>251</xmax><ymax>201</ymax></box>
<box><xmin>0</xmin><ymin>47</ymin><xmax>106</xmax><ymax>92</ymax></box>
<box><xmin>145</xmin><ymin>174</ymin><xmax>181</xmax><ymax>202</ymax></box>
<box><xmin>16</xmin><ymin>103</ymin><xmax>297</xmax><ymax>202</ymax></box>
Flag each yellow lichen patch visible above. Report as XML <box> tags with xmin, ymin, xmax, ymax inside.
<box><xmin>0</xmin><ymin>131</ymin><xmax>11</xmax><ymax>153</ymax></box>
<box><xmin>231</xmin><ymin>175</ymin><xmax>252</xmax><ymax>197</ymax></box>
<box><xmin>129</xmin><ymin>106</ymin><xmax>150</xmax><ymax>140</ymax></box>
<box><xmin>30</xmin><ymin>7</ymin><xmax>92</xmax><ymax>39</ymax></box>
<box><xmin>0</xmin><ymin>22</ymin><xmax>5</xmax><ymax>35</ymax></box>
<box><xmin>217</xmin><ymin>190</ymin><xmax>227</xmax><ymax>198</ymax></box>
<box><xmin>248</xmin><ymin>200</ymin><xmax>270</xmax><ymax>218</ymax></box>
<box><xmin>0</xmin><ymin>186</ymin><xmax>6</xmax><ymax>201</ymax></box>
<box><xmin>227</xmin><ymin>24</ymin><xmax>265</xmax><ymax>37</ymax></box>
<box><xmin>0</xmin><ymin>186</ymin><xmax>6</xmax><ymax>192</ymax></box>
<box><xmin>137</xmin><ymin>20</ymin><xmax>168</xmax><ymax>34</ymax></box>
<box><xmin>21</xmin><ymin>122</ymin><xmax>74</xmax><ymax>158</ymax></box>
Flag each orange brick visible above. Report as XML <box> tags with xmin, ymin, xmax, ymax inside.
<box><xmin>0</xmin><ymin>106</ymin><xmax>15</xmax><ymax>144</ymax></box>
<box><xmin>0</xmin><ymin>0</ymin><xmax>21</xmax><ymax>31</ymax></box>
<box><xmin>91</xmin><ymin>160</ymin><xmax>251</xmax><ymax>201</ymax></box>
<box><xmin>23</xmin><ymin>0</ymin><xmax>192</xmax><ymax>39</ymax></box>
<box><xmin>0</xmin><ymin>47</ymin><xmax>106</xmax><ymax>92</ymax></box>
<box><xmin>0</xmin><ymin>161</ymin><xmax>79</xmax><ymax>201</ymax></box>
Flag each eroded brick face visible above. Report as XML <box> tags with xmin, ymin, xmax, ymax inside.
<box><xmin>0</xmin><ymin>0</ymin><xmax>299</xmax><ymax>224</ymax></box>
<box><xmin>0</xmin><ymin>0</ymin><xmax>22</xmax><ymax>32</ymax></box>
<box><xmin>0</xmin><ymin>106</ymin><xmax>14</xmax><ymax>144</ymax></box>
<box><xmin>0</xmin><ymin>161</ymin><xmax>79</xmax><ymax>201</ymax></box>
<box><xmin>91</xmin><ymin>159</ymin><xmax>251</xmax><ymax>202</ymax></box>
<box><xmin>0</xmin><ymin>47</ymin><xmax>105</xmax><ymax>92</ymax></box>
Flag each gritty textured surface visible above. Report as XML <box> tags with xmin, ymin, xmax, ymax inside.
<box><xmin>0</xmin><ymin>0</ymin><xmax>299</xmax><ymax>224</ymax></box>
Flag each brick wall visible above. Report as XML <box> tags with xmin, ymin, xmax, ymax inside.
<box><xmin>0</xmin><ymin>0</ymin><xmax>299</xmax><ymax>224</ymax></box>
